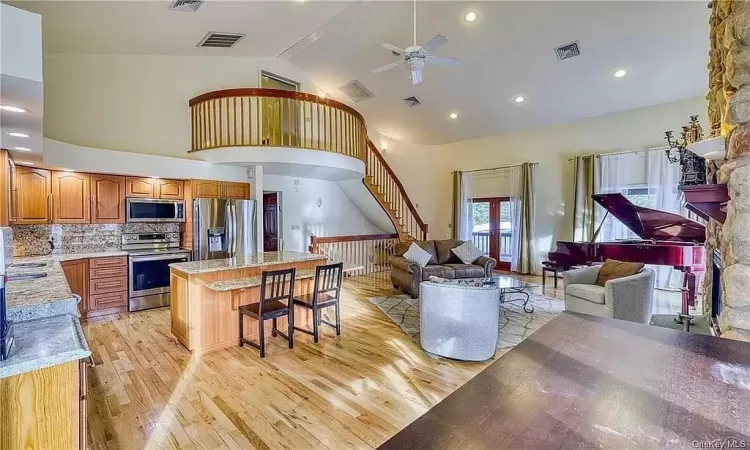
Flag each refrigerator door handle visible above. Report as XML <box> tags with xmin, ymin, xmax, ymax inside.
<box><xmin>232</xmin><ymin>202</ymin><xmax>238</xmax><ymax>255</ymax></box>
<box><xmin>228</xmin><ymin>200</ymin><xmax>236</xmax><ymax>256</ymax></box>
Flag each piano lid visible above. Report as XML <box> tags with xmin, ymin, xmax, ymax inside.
<box><xmin>592</xmin><ymin>193</ymin><xmax>706</xmax><ymax>244</ymax></box>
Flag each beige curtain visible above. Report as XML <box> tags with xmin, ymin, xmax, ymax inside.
<box><xmin>452</xmin><ymin>172</ymin><xmax>461</xmax><ymax>239</ymax></box>
<box><xmin>512</xmin><ymin>163</ymin><xmax>536</xmax><ymax>274</ymax></box>
<box><xmin>572</xmin><ymin>155</ymin><xmax>599</xmax><ymax>242</ymax></box>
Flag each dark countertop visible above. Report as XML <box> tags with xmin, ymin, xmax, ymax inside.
<box><xmin>379</xmin><ymin>312</ymin><xmax>750</xmax><ymax>449</ymax></box>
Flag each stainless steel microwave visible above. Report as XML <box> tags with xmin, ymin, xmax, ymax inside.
<box><xmin>126</xmin><ymin>198</ymin><xmax>185</xmax><ymax>223</ymax></box>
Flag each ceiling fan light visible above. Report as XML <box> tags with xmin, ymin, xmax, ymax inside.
<box><xmin>410</xmin><ymin>68</ymin><xmax>423</xmax><ymax>85</ymax></box>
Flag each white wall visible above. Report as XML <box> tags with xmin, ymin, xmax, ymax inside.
<box><xmin>43</xmin><ymin>54</ymin><xmax>317</xmax><ymax>158</ymax></box>
<box><xmin>382</xmin><ymin>97</ymin><xmax>707</xmax><ymax>271</ymax></box>
<box><xmin>0</xmin><ymin>4</ymin><xmax>42</xmax><ymax>82</ymax></box>
<box><xmin>263</xmin><ymin>174</ymin><xmax>384</xmax><ymax>253</ymax></box>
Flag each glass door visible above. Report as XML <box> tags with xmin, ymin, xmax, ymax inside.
<box><xmin>471</xmin><ymin>197</ymin><xmax>514</xmax><ymax>271</ymax></box>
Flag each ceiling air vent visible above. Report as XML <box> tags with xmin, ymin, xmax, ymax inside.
<box><xmin>555</xmin><ymin>41</ymin><xmax>580</xmax><ymax>61</ymax></box>
<box><xmin>197</xmin><ymin>32</ymin><xmax>246</xmax><ymax>48</ymax></box>
<box><xmin>403</xmin><ymin>96</ymin><xmax>421</xmax><ymax>107</ymax></box>
<box><xmin>169</xmin><ymin>0</ymin><xmax>203</xmax><ymax>12</ymax></box>
<box><xmin>339</xmin><ymin>80</ymin><xmax>374</xmax><ymax>103</ymax></box>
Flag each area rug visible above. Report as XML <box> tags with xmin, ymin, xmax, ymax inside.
<box><xmin>368</xmin><ymin>292</ymin><xmax>565</xmax><ymax>357</ymax></box>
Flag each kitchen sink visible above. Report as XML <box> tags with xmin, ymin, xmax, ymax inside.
<box><xmin>7</xmin><ymin>273</ymin><xmax>48</xmax><ymax>281</ymax></box>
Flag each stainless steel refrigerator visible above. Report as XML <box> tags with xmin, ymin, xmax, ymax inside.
<box><xmin>193</xmin><ymin>198</ymin><xmax>257</xmax><ymax>261</ymax></box>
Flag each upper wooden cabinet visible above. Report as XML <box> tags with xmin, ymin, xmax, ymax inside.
<box><xmin>0</xmin><ymin>150</ymin><xmax>12</xmax><ymax>226</ymax></box>
<box><xmin>125</xmin><ymin>177</ymin><xmax>155</xmax><ymax>198</ymax></box>
<box><xmin>91</xmin><ymin>174</ymin><xmax>126</xmax><ymax>224</ymax></box>
<box><xmin>14</xmin><ymin>166</ymin><xmax>52</xmax><ymax>224</ymax></box>
<box><xmin>223</xmin><ymin>181</ymin><xmax>251</xmax><ymax>199</ymax></box>
<box><xmin>52</xmin><ymin>171</ymin><xmax>91</xmax><ymax>224</ymax></box>
<box><xmin>154</xmin><ymin>179</ymin><xmax>183</xmax><ymax>199</ymax></box>
<box><xmin>191</xmin><ymin>179</ymin><xmax>222</xmax><ymax>198</ymax></box>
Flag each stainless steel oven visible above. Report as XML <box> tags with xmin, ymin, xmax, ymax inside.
<box><xmin>123</xmin><ymin>232</ymin><xmax>190</xmax><ymax>312</ymax></box>
<box><xmin>126</xmin><ymin>198</ymin><xmax>185</xmax><ymax>223</ymax></box>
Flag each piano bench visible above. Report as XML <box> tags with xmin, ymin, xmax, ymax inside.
<box><xmin>541</xmin><ymin>261</ymin><xmax>565</xmax><ymax>289</ymax></box>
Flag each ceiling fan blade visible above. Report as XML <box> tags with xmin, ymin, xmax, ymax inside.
<box><xmin>373</xmin><ymin>60</ymin><xmax>405</xmax><ymax>74</ymax></box>
<box><xmin>420</xmin><ymin>34</ymin><xmax>448</xmax><ymax>54</ymax></box>
<box><xmin>425</xmin><ymin>56</ymin><xmax>461</xmax><ymax>66</ymax></box>
<box><xmin>379</xmin><ymin>43</ymin><xmax>406</xmax><ymax>55</ymax></box>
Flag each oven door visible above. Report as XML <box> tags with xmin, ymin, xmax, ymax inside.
<box><xmin>129</xmin><ymin>252</ymin><xmax>190</xmax><ymax>298</ymax></box>
<box><xmin>126</xmin><ymin>199</ymin><xmax>185</xmax><ymax>223</ymax></box>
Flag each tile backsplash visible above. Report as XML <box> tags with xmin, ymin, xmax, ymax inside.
<box><xmin>11</xmin><ymin>223</ymin><xmax>180</xmax><ymax>257</ymax></box>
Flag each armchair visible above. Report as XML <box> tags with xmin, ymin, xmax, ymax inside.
<box><xmin>563</xmin><ymin>266</ymin><xmax>655</xmax><ymax>324</ymax></box>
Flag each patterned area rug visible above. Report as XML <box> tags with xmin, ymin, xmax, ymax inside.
<box><xmin>368</xmin><ymin>291</ymin><xmax>565</xmax><ymax>358</ymax></box>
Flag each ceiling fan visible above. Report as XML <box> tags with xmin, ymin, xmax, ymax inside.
<box><xmin>372</xmin><ymin>0</ymin><xmax>461</xmax><ymax>85</ymax></box>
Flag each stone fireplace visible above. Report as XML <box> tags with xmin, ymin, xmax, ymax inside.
<box><xmin>705</xmin><ymin>0</ymin><xmax>750</xmax><ymax>341</ymax></box>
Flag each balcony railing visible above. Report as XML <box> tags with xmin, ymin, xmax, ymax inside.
<box><xmin>188</xmin><ymin>88</ymin><xmax>367</xmax><ymax>162</ymax></box>
<box><xmin>472</xmin><ymin>231</ymin><xmax>512</xmax><ymax>260</ymax></box>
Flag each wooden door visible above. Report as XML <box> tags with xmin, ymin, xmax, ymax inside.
<box><xmin>125</xmin><ymin>177</ymin><xmax>154</xmax><ymax>198</ymax></box>
<box><xmin>471</xmin><ymin>197</ymin><xmax>512</xmax><ymax>271</ymax></box>
<box><xmin>61</xmin><ymin>259</ymin><xmax>89</xmax><ymax>316</ymax></box>
<box><xmin>52</xmin><ymin>171</ymin><xmax>91</xmax><ymax>224</ymax></box>
<box><xmin>91</xmin><ymin>174</ymin><xmax>126</xmax><ymax>224</ymax></box>
<box><xmin>14</xmin><ymin>166</ymin><xmax>52</xmax><ymax>224</ymax></box>
<box><xmin>155</xmin><ymin>179</ymin><xmax>184</xmax><ymax>199</ymax></box>
<box><xmin>223</xmin><ymin>182</ymin><xmax>250</xmax><ymax>199</ymax></box>
<box><xmin>191</xmin><ymin>179</ymin><xmax>222</xmax><ymax>198</ymax></box>
<box><xmin>263</xmin><ymin>192</ymin><xmax>279</xmax><ymax>251</ymax></box>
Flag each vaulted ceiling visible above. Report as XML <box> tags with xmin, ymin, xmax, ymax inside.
<box><xmin>11</xmin><ymin>1</ymin><xmax>710</xmax><ymax>145</ymax></box>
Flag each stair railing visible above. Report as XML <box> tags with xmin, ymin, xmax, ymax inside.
<box><xmin>309</xmin><ymin>233</ymin><xmax>400</xmax><ymax>278</ymax></box>
<box><xmin>365</xmin><ymin>139</ymin><xmax>428</xmax><ymax>240</ymax></box>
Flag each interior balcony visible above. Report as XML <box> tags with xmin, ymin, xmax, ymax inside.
<box><xmin>188</xmin><ymin>88</ymin><xmax>367</xmax><ymax>181</ymax></box>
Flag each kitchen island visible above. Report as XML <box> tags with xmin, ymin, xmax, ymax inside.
<box><xmin>169</xmin><ymin>251</ymin><xmax>328</xmax><ymax>353</ymax></box>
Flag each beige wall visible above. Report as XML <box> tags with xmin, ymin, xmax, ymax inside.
<box><xmin>383</xmin><ymin>97</ymin><xmax>707</xmax><ymax>269</ymax></box>
<box><xmin>43</xmin><ymin>53</ymin><xmax>317</xmax><ymax>158</ymax></box>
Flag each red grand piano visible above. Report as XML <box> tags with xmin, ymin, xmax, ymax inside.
<box><xmin>548</xmin><ymin>193</ymin><xmax>705</xmax><ymax>331</ymax></box>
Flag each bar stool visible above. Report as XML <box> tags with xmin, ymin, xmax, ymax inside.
<box><xmin>292</xmin><ymin>262</ymin><xmax>343</xmax><ymax>343</ymax></box>
<box><xmin>238</xmin><ymin>267</ymin><xmax>295</xmax><ymax>358</ymax></box>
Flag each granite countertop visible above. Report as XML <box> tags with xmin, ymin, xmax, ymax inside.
<box><xmin>6</xmin><ymin>251</ymin><xmax>129</xmax><ymax>322</ymax></box>
<box><xmin>170</xmin><ymin>251</ymin><xmax>327</xmax><ymax>275</ymax></box>
<box><xmin>0</xmin><ymin>314</ymin><xmax>91</xmax><ymax>380</ymax></box>
<box><xmin>205</xmin><ymin>269</ymin><xmax>316</xmax><ymax>291</ymax></box>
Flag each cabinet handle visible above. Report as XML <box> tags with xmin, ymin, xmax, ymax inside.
<box><xmin>11</xmin><ymin>189</ymin><xmax>17</xmax><ymax>221</ymax></box>
<box><xmin>48</xmin><ymin>194</ymin><xmax>53</xmax><ymax>223</ymax></box>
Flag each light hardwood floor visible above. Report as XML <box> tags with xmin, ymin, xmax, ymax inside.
<box><xmin>82</xmin><ymin>274</ymin><xmax>491</xmax><ymax>450</ymax></box>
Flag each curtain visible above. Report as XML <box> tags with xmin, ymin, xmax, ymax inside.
<box><xmin>599</xmin><ymin>152</ymin><xmax>635</xmax><ymax>241</ymax></box>
<box><xmin>572</xmin><ymin>155</ymin><xmax>600</xmax><ymax>241</ymax></box>
<box><xmin>452</xmin><ymin>171</ymin><xmax>474</xmax><ymax>240</ymax></box>
<box><xmin>511</xmin><ymin>163</ymin><xmax>536</xmax><ymax>274</ymax></box>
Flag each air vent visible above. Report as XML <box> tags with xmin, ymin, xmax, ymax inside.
<box><xmin>555</xmin><ymin>41</ymin><xmax>580</xmax><ymax>61</ymax></box>
<box><xmin>403</xmin><ymin>96</ymin><xmax>421</xmax><ymax>107</ymax></box>
<box><xmin>198</xmin><ymin>32</ymin><xmax>245</xmax><ymax>48</ymax></box>
<box><xmin>169</xmin><ymin>0</ymin><xmax>203</xmax><ymax>12</ymax></box>
<box><xmin>339</xmin><ymin>80</ymin><xmax>374</xmax><ymax>103</ymax></box>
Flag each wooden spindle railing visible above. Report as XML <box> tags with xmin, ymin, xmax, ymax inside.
<box><xmin>364</xmin><ymin>139</ymin><xmax>428</xmax><ymax>240</ymax></box>
<box><xmin>309</xmin><ymin>233</ymin><xmax>400</xmax><ymax>278</ymax></box>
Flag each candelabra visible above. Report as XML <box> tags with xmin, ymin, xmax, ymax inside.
<box><xmin>664</xmin><ymin>115</ymin><xmax>706</xmax><ymax>185</ymax></box>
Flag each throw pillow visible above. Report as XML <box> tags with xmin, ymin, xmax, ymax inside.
<box><xmin>403</xmin><ymin>242</ymin><xmax>432</xmax><ymax>268</ymax></box>
<box><xmin>595</xmin><ymin>259</ymin><xmax>645</xmax><ymax>286</ymax></box>
<box><xmin>451</xmin><ymin>241</ymin><xmax>485</xmax><ymax>265</ymax></box>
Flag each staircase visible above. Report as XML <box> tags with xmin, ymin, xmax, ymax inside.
<box><xmin>364</xmin><ymin>139</ymin><xmax>428</xmax><ymax>241</ymax></box>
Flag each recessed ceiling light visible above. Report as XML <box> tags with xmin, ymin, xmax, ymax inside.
<box><xmin>513</xmin><ymin>95</ymin><xmax>526</xmax><ymax>104</ymax></box>
<box><xmin>0</xmin><ymin>105</ymin><xmax>29</xmax><ymax>113</ymax></box>
<box><xmin>13</xmin><ymin>147</ymin><xmax>32</xmax><ymax>152</ymax></box>
<box><xmin>17</xmin><ymin>161</ymin><xmax>34</xmax><ymax>165</ymax></box>
<box><xmin>6</xmin><ymin>132</ymin><xmax>30</xmax><ymax>138</ymax></box>
<box><xmin>464</xmin><ymin>11</ymin><xmax>477</xmax><ymax>22</ymax></box>
<box><xmin>612</xmin><ymin>69</ymin><xmax>627</xmax><ymax>78</ymax></box>
<box><xmin>449</xmin><ymin>112</ymin><xmax>458</xmax><ymax>120</ymax></box>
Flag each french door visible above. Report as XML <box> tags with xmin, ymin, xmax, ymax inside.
<box><xmin>471</xmin><ymin>197</ymin><xmax>515</xmax><ymax>271</ymax></box>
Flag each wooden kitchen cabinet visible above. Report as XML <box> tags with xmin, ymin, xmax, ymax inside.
<box><xmin>125</xmin><ymin>176</ymin><xmax>155</xmax><ymax>198</ymax></box>
<box><xmin>13</xmin><ymin>166</ymin><xmax>52</xmax><ymax>224</ymax></box>
<box><xmin>191</xmin><ymin>179</ymin><xmax>222</xmax><ymax>198</ymax></box>
<box><xmin>52</xmin><ymin>171</ymin><xmax>91</xmax><ymax>224</ymax></box>
<box><xmin>155</xmin><ymin>179</ymin><xmax>184</xmax><ymax>199</ymax></box>
<box><xmin>87</xmin><ymin>256</ymin><xmax>128</xmax><ymax>317</ymax></box>
<box><xmin>0</xmin><ymin>150</ymin><xmax>12</xmax><ymax>226</ymax></box>
<box><xmin>62</xmin><ymin>259</ymin><xmax>89</xmax><ymax>316</ymax></box>
<box><xmin>91</xmin><ymin>174</ymin><xmax>126</xmax><ymax>224</ymax></box>
<box><xmin>222</xmin><ymin>181</ymin><xmax>251</xmax><ymax>199</ymax></box>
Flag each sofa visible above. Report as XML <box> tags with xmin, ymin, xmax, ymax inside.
<box><xmin>563</xmin><ymin>265</ymin><xmax>655</xmax><ymax>324</ymax></box>
<box><xmin>389</xmin><ymin>239</ymin><xmax>497</xmax><ymax>298</ymax></box>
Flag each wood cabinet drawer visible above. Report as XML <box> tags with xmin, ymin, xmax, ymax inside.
<box><xmin>89</xmin><ymin>277</ymin><xmax>127</xmax><ymax>296</ymax></box>
<box><xmin>89</xmin><ymin>290</ymin><xmax>127</xmax><ymax>311</ymax></box>
<box><xmin>89</xmin><ymin>265</ymin><xmax>127</xmax><ymax>280</ymax></box>
<box><xmin>89</xmin><ymin>256</ymin><xmax>126</xmax><ymax>269</ymax></box>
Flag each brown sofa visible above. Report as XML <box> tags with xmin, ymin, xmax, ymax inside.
<box><xmin>389</xmin><ymin>239</ymin><xmax>497</xmax><ymax>298</ymax></box>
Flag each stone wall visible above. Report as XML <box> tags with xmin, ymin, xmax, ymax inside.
<box><xmin>707</xmin><ymin>0</ymin><xmax>750</xmax><ymax>342</ymax></box>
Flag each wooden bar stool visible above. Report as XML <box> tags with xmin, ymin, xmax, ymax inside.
<box><xmin>238</xmin><ymin>268</ymin><xmax>295</xmax><ymax>358</ymax></box>
<box><xmin>292</xmin><ymin>262</ymin><xmax>343</xmax><ymax>343</ymax></box>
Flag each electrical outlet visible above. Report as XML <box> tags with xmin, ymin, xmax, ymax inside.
<box><xmin>291</xmin><ymin>224</ymin><xmax>300</xmax><ymax>231</ymax></box>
